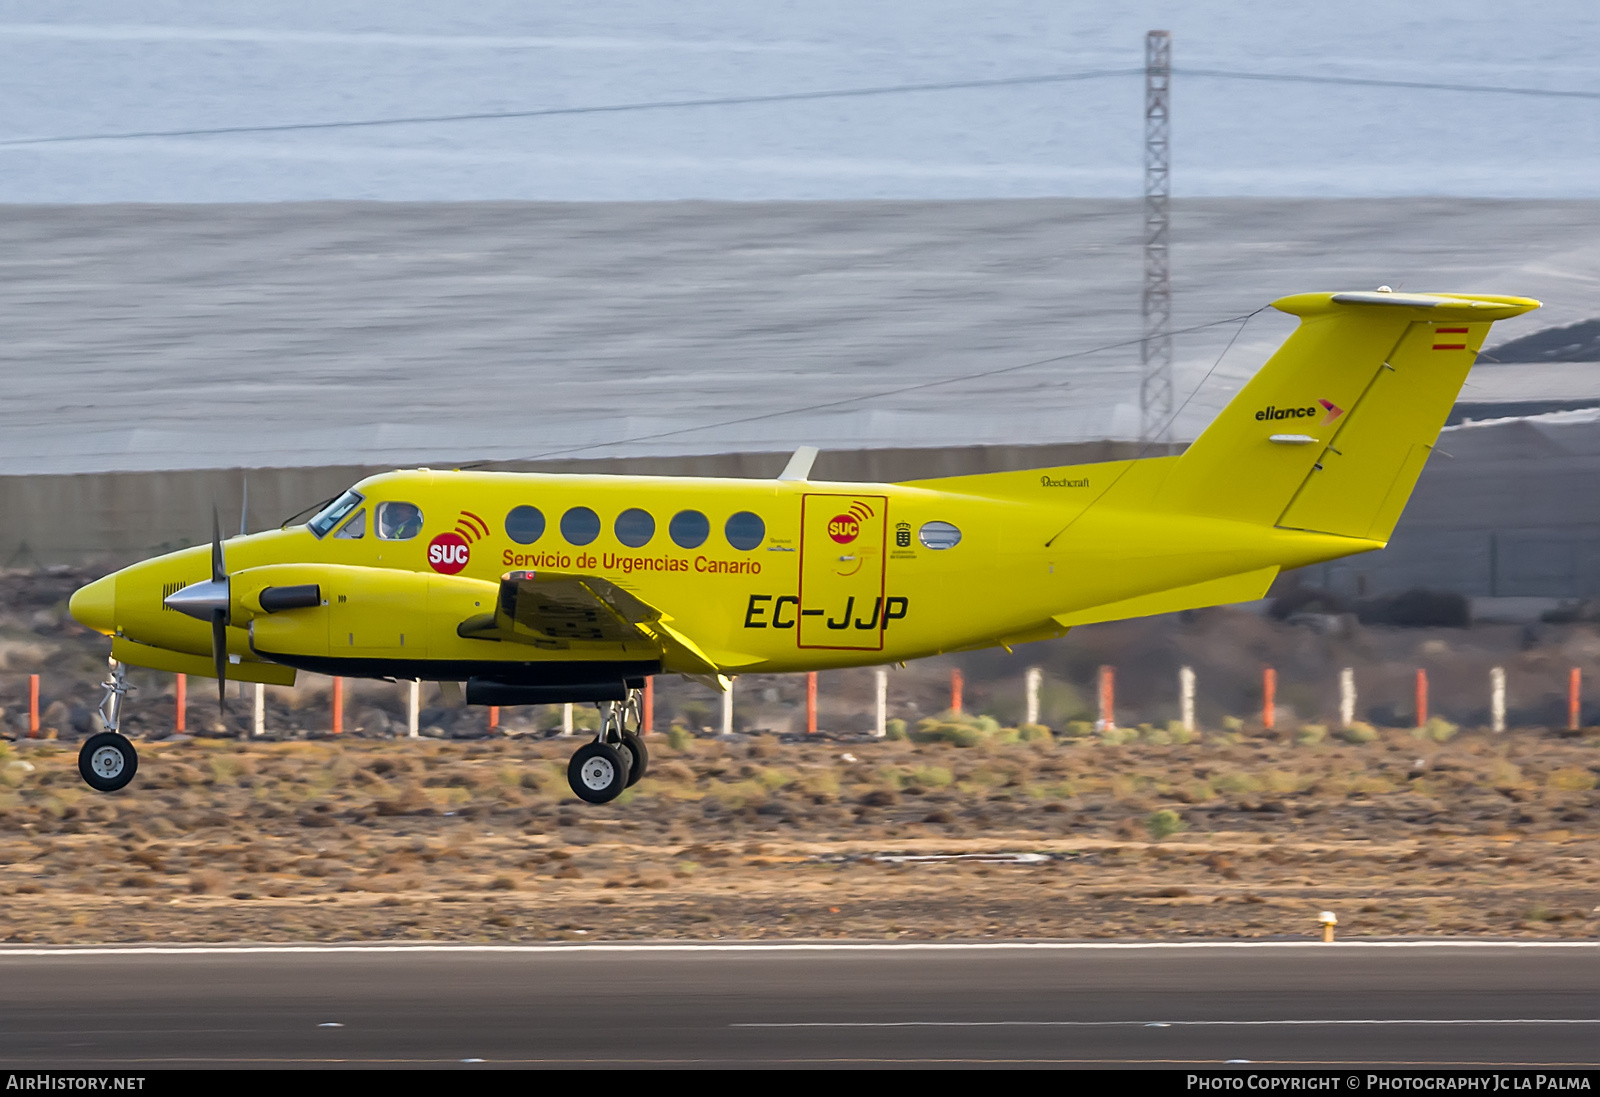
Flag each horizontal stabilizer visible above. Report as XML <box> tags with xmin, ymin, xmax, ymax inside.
<box><xmin>1052</xmin><ymin>566</ymin><xmax>1279</xmax><ymax>628</ymax></box>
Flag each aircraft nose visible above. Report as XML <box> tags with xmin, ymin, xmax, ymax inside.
<box><xmin>69</xmin><ymin>574</ymin><xmax>116</xmax><ymax>635</ymax></box>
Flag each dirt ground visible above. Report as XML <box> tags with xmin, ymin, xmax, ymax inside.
<box><xmin>1</xmin><ymin>565</ymin><xmax>1597</xmax><ymax>943</ymax></box>
<box><xmin>1</xmin><ymin>725</ymin><xmax>1596</xmax><ymax>944</ymax></box>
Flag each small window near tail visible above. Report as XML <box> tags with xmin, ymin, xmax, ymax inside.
<box><xmin>918</xmin><ymin>521</ymin><xmax>961</xmax><ymax>550</ymax></box>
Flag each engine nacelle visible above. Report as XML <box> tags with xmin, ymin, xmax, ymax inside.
<box><xmin>236</xmin><ymin>564</ymin><xmax>498</xmax><ymax>660</ymax></box>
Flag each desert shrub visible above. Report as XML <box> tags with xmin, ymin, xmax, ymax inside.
<box><xmin>1548</xmin><ymin>767</ymin><xmax>1598</xmax><ymax>792</ymax></box>
<box><xmin>755</xmin><ymin>767</ymin><xmax>790</xmax><ymax>791</ymax></box>
<box><xmin>1416</xmin><ymin>716</ymin><xmax>1458</xmax><ymax>743</ymax></box>
<box><xmin>1297</xmin><ymin>723</ymin><xmax>1328</xmax><ymax>745</ymax></box>
<box><xmin>1222</xmin><ymin>716</ymin><xmax>1244</xmax><ymax>732</ymax></box>
<box><xmin>1339</xmin><ymin>722</ymin><xmax>1379</xmax><ymax>743</ymax></box>
<box><xmin>912</xmin><ymin>712</ymin><xmax>1011</xmax><ymax>747</ymax></box>
<box><xmin>1018</xmin><ymin>723</ymin><xmax>1052</xmax><ymax>743</ymax></box>
<box><xmin>1141</xmin><ymin>723</ymin><xmax>1172</xmax><ymax>746</ymax></box>
<box><xmin>1099</xmin><ymin>726</ymin><xmax>1139</xmax><ymax>746</ymax></box>
<box><xmin>666</xmin><ymin>726</ymin><xmax>694</xmax><ymax>752</ymax></box>
<box><xmin>913</xmin><ymin>717</ymin><xmax>983</xmax><ymax>747</ymax></box>
<box><xmin>1146</xmin><ymin>809</ymin><xmax>1186</xmax><ymax>840</ymax></box>
<box><xmin>885</xmin><ymin>718</ymin><xmax>907</xmax><ymax>741</ymax></box>
<box><xmin>1166</xmin><ymin>719</ymin><xmax>1199</xmax><ymax>745</ymax></box>
<box><xmin>909</xmin><ymin>765</ymin><xmax>954</xmax><ymax>788</ymax></box>
<box><xmin>1062</xmin><ymin>720</ymin><xmax>1095</xmax><ymax>739</ymax></box>
<box><xmin>1213</xmin><ymin>771</ymin><xmax>1261</xmax><ymax>794</ymax></box>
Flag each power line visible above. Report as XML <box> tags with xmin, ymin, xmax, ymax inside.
<box><xmin>1179</xmin><ymin>67</ymin><xmax>1600</xmax><ymax>101</ymax></box>
<box><xmin>2</xmin><ymin>65</ymin><xmax>1594</xmax><ymax>149</ymax></box>
<box><xmin>0</xmin><ymin>68</ymin><xmax>1141</xmax><ymax>147</ymax></box>
<box><xmin>469</xmin><ymin>309</ymin><xmax>1265</xmax><ymax>468</ymax></box>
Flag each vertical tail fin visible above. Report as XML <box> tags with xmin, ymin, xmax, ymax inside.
<box><xmin>1154</xmin><ymin>291</ymin><xmax>1540</xmax><ymax>539</ymax></box>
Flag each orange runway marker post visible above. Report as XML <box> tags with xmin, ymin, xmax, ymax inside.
<box><xmin>1416</xmin><ymin>669</ymin><xmax>1429</xmax><ymax>728</ymax></box>
<box><xmin>950</xmin><ymin>668</ymin><xmax>963</xmax><ymax>715</ymax></box>
<box><xmin>331</xmin><ymin>676</ymin><xmax>344</xmax><ymax>736</ymax></box>
<box><xmin>806</xmin><ymin>672</ymin><xmax>818</xmax><ymax>735</ymax></box>
<box><xmin>642</xmin><ymin>677</ymin><xmax>654</xmax><ymax>734</ymax></box>
<box><xmin>1097</xmin><ymin>665</ymin><xmax>1115</xmax><ymax>731</ymax></box>
<box><xmin>1262</xmin><ymin>667</ymin><xmax>1276</xmax><ymax>731</ymax></box>
<box><xmin>175</xmin><ymin>673</ymin><xmax>187</xmax><ymax>734</ymax></box>
<box><xmin>1569</xmin><ymin>667</ymin><xmax>1581</xmax><ymax>732</ymax></box>
<box><xmin>28</xmin><ymin>674</ymin><xmax>39</xmax><ymax>737</ymax></box>
<box><xmin>488</xmin><ymin>705</ymin><xmax>500</xmax><ymax>732</ymax></box>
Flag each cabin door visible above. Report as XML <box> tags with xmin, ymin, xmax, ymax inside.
<box><xmin>798</xmin><ymin>493</ymin><xmax>888</xmax><ymax>651</ymax></box>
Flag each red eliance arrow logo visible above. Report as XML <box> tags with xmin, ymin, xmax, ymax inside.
<box><xmin>1318</xmin><ymin>398</ymin><xmax>1345</xmax><ymax>425</ymax></box>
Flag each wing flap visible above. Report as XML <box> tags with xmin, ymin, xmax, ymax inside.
<box><xmin>459</xmin><ymin>570</ymin><xmax>757</xmax><ymax>676</ymax></box>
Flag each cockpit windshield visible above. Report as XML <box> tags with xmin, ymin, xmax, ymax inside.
<box><xmin>308</xmin><ymin>490</ymin><xmax>365</xmax><ymax>539</ymax></box>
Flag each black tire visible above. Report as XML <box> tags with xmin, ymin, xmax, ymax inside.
<box><xmin>78</xmin><ymin>731</ymin><xmax>137</xmax><ymax>793</ymax></box>
<box><xmin>567</xmin><ymin>742</ymin><xmax>629</xmax><ymax>804</ymax></box>
<box><xmin>620</xmin><ymin>731</ymin><xmax>649</xmax><ymax>787</ymax></box>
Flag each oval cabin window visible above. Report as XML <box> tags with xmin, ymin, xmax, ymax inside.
<box><xmin>505</xmin><ymin>505</ymin><xmax>545</xmax><ymax>545</ymax></box>
<box><xmin>725</xmin><ymin>511</ymin><xmax>766</xmax><ymax>551</ymax></box>
<box><xmin>614</xmin><ymin>508</ymin><xmax>655</xmax><ymax>548</ymax></box>
<box><xmin>669</xmin><ymin>510</ymin><xmax>710</xmax><ymax>549</ymax></box>
<box><xmin>561</xmin><ymin>506</ymin><xmax>601</xmax><ymax>546</ymax></box>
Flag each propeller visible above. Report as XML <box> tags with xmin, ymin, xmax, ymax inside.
<box><xmin>211</xmin><ymin>506</ymin><xmax>228</xmax><ymax>714</ymax></box>
<box><xmin>162</xmin><ymin>507</ymin><xmax>233</xmax><ymax>715</ymax></box>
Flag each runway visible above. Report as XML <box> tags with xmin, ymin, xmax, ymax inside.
<box><xmin>1</xmin><ymin>941</ymin><xmax>1597</xmax><ymax>1068</ymax></box>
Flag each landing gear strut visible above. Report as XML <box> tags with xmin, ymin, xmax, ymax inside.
<box><xmin>566</xmin><ymin>687</ymin><xmax>648</xmax><ymax>804</ymax></box>
<box><xmin>79</xmin><ymin>659</ymin><xmax>138</xmax><ymax>793</ymax></box>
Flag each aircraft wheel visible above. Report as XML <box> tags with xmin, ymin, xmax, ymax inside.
<box><xmin>620</xmin><ymin>731</ymin><xmax>649</xmax><ymax>787</ymax></box>
<box><xmin>78</xmin><ymin>731</ymin><xmax>138</xmax><ymax>793</ymax></box>
<box><xmin>568</xmin><ymin>742</ymin><xmax>629</xmax><ymax>804</ymax></box>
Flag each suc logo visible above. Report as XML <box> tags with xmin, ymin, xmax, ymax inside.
<box><xmin>428</xmin><ymin>531</ymin><xmax>471</xmax><ymax>574</ymax></box>
<box><xmin>828</xmin><ymin>515</ymin><xmax>860</xmax><ymax>544</ymax></box>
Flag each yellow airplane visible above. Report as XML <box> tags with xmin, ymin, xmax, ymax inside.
<box><xmin>68</xmin><ymin>290</ymin><xmax>1538</xmax><ymax>803</ymax></box>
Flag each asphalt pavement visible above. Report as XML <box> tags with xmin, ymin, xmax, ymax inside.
<box><xmin>0</xmin><ymin>941</ymin><xmax>1596</xmax><ymax>1068</ymax></box>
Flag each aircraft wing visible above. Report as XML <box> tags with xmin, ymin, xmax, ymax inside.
<box><xmin>457</xmin><ymin>569</ymin><xmax>732</xmax><ymax>678</ymax></box>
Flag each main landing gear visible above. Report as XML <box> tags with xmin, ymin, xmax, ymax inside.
<box><xmin>566</xmin><ymin>688</ymin><xmax>648</xmax><ymax>805</ymax></box>
<box><xmin>79</xmin><ymin>659</ymin><xmax>138</xmax><ymax>793</ymax></box>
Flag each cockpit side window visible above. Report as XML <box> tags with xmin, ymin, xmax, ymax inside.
<box><xmin>376</xmin><ymin>501</ymin><xmax>424</xmax><ymax>540</ymax></box>
<box><xmin>308</xmin><ymin>490</ymin><xmax>364</xmax><ymax>539</ymax></box>
<box><xmin>333</xmin><ymin>508</ymin><xmax>366</xmax><ymax>539</ymax></box>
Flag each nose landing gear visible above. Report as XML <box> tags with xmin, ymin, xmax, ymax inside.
<box><xmin>565</xmin><ymin>687</ymin><xmax>648</xmax><ymax>804</ymax></box>
<box><xmin>79</xmin><ymin>659</ymin><xmax>138</xmax><ymax>793</ymax></box>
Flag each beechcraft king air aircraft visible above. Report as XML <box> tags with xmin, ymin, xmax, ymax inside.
<box><xmin>68</xmin><ymin>290</ymin><xmax>1538</xmax><ymax>803</ymax></box>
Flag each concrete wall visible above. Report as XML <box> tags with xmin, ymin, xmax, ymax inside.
<box><xmin>10</xmin><ymin>418</ymin><xmax>1598</xmax><ymax>605</ymax></box>
<box><xmin>0</xmin><ymin>442</ymin><xmax>1144</xmax><ymax>566</ymax></box>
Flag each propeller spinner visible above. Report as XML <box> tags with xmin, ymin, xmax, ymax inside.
<box><xmin>161</xmin><ymin>506</ymin><xmax>231</xmax><ymax>713</ymax></box>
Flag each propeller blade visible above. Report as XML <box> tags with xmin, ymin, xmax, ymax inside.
<box><xmin>240</xmin><ymin>477</ymin><xmax>249</xmax><ymax>538</ymax></box>
<box><xmin>212</xmin><ymin>608</ymin><xmax>228</xmax><ymax>715</ymax></box>
<box><xmin>211</xmin><ymin>505</ymin><xmax>226</xmax><ymax>583</ymax></box>
<box><xmin>210</xmin><ymin>503</ymin><xmax>229</xmax><ymax>715</ymax></box>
